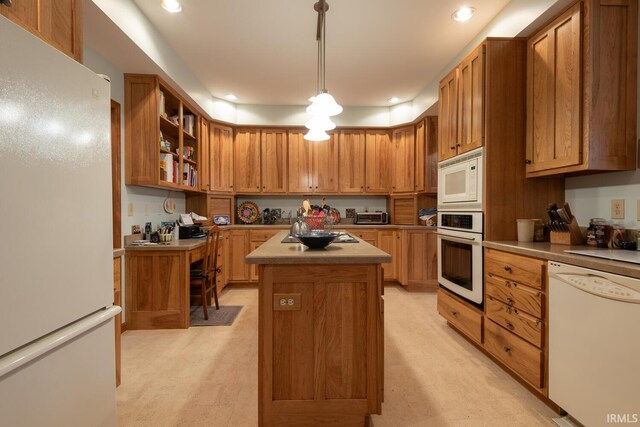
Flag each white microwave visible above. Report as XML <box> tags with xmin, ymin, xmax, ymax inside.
<box><xmin>437</xmin><ymin>147</ymin><xmax>484</xmax><ymax>211</ymax></box>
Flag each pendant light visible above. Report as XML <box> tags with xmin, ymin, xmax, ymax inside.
<box><xmin>305</xmin><ymin>0</ymin><xmax>342</xmax><ymax>141</ymax></box>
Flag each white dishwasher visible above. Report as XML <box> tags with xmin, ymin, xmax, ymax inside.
<box><xmin>549</xmin><ymin>261</ymin><xmax>640</xmax><ymax>427</ymax></box>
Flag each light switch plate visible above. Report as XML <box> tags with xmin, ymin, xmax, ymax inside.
<box><xmin>611</xmin><ymin>199</ymin><xmax>625</xmax><ymax>219</ymax></box>
<box><xmin>127</xmin><ymin>202</ymin><xmax>134</xmax><ymax>216</ymax></box>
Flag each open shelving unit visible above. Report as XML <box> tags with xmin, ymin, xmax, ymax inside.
<box><xmin>125</xmin><ymin>74</ymin><xmax>200</xmax><ymax>192</ymax></box>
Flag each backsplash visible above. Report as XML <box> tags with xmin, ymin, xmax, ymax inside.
<box><xmin>235</xmin><ymin>195</ymin><xmax>388</xmax><ymax>223</ymax></box>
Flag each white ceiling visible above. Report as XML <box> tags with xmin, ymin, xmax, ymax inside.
<box><xmin>130</xmin><ymin>0</ymin><xmax>511</xmax><ymax>107</ymax></box>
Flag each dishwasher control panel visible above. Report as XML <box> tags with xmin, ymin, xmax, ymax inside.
<box><xmin>557</xmin><ymin>273</ymin><xmax>640</xmax><ymax>302</ymax></box>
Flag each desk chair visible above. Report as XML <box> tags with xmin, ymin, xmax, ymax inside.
<box><xmin>190</xmin><ymin>226</ymin><xmax>220</xmax><ymax>319</ymax></box>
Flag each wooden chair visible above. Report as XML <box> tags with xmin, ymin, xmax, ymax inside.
<box><xmin>190</xmin><ymin>226</ymin><xmax>221</xmax><ymax>320</ymax></box>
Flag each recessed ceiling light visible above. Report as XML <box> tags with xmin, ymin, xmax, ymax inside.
<box><xmin>452</xmin><ymin>6</ymin><xmax>475</xmax><ymax>22</ymax></box>
<box><xmin>225</xmin><ymin>94</ymin><xmax>238</xmax><ymax>101</ymax></box>
<box><xmin>388</xmin><ymin>97</ymin><xmax>400</xmax><ymax>104</ymax></box>
<box><xmin>161</xmin><ymin>0</ymin><xmax>182</xmax><ymax>13</ymax></box>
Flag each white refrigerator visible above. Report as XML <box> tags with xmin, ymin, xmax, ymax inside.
<box><xmin>0</xmin><ymin>17</ymin><xmax>120</xmax><ymax>426</ymax></box>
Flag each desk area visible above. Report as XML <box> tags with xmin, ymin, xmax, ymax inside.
<box><xmin>125</xmin><ymin>239</ymin><xmax>207</xmax><ymax>330</ymax></box>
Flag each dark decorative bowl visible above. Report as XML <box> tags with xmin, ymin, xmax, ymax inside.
<box><xmin>293</xmin><ymin>231</ymin><xmax>340</xmax><ymax>249</ymax></box>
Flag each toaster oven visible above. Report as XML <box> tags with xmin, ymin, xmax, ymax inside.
<box><xmin>354</xmin><ymin>212</ymin><xmax>388</xmax><ymax>225</ymax></box>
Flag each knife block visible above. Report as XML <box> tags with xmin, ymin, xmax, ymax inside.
<box><xmin>550</xmin><ymin>218</ymin><xmax>584</xmax><ymax>245</ymax></box>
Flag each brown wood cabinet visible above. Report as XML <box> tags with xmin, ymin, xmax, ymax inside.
<box><xmin>526</xmin><ymin>0</ymin><xmax>638</xmax><ymax>176</ymax></box>
<box><xmin>234</xmin><ymin>129</ymin><xmax>261</xmax><ymax>193</ymax></box>
<box><xmin>438</xmin><ymin>44</ymin><xmax>485</xmax><ymax>161</ymax></box>
<box><xmin>338</xmin><ymin>130</ymin><xmax>366</xmax><ymax>193</ymax></box>
<box><xmin>437</xmin><ymin>289</ymin><xmax>483</xmax><ymax>344</ymax></box>
<box><xmin>261</xmin><ymin>129</ymin><xmax>288</xmax><ymax>193</ymax></box>
<box><xmin>124</xmin><ymin>74</ymin><xmax>201</xmax><ymax>192</ymax></box>
<box><xmin>484</xmin><ymin>248</ymin><xmax>548</xmax><ymax>395</ymax></box>
<box><xmin>1</xmin><ymin>0</ymin><xmax>82</xmax><ymax>62</ymax></box>
<box><xmin>198</xmin><ymin>119</ymin><xmax>210</xmax><ymax>192</ymax></box>
<box><xmin>376</xmin><ymin>230</ymin><xmax>399</xmax><ymax>281</ymax></box>
<box><xmin>390</xmin><ymin>126</ymin><xmax>415</xmax><ymax>193</ymax></box>
<box><xmin>288</xmin><ymin>131</ymin><xmax>339</xmax><ymax>193</ymax></box>
<box><xmin>415</xmin><ymin>117</ymin><xmax>439</xmax><ymax>194</ymax></box>
<box><xmin>365</xmin><ymin>130</ymin><xmax>391</xmax><ymax>193</ymax></box>
<box><xmin>228</xmin><ymin>229</ymin><xmax>250</xmax><ymax>282</ymax></box>
<box><xmin>401</xmin><ymin>230</ymin><xmax>437</xmax><ymax>290</ymax></box>
<box><xmin>209</xmin><ymin>124</ymin><xmax>234</xmax><ymax>193</ymax></box>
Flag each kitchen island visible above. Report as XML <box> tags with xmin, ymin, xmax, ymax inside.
<box><xmin>246</xmin><ymin>231</ymin><xmax>390</xmax><ymax>426</ymax></box>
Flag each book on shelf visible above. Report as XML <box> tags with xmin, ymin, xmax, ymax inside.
<box><xmin>182</xmin><ymin>163</ymin><xmax>198</xmax><ymax>187</ymax></box>
<box><xmin>182</xmin><ymin>146</ymin><xmax>195</xmax><ymax>160</ymax></box>
<box><xmin>159</xmin><ymin>90</ymin><xmax>166</xmax><ymax>118</ymax></box>
<box><xmin>183</xmin><ymin>114</ymin><xmax>195</xmax><ymax>136</ymax></box>
<box><xmin>160</xmin><ymin>153</ymin><xmax>173</xmax><ymax>182</ymax></box>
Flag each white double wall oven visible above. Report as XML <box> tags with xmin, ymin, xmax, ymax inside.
<box><xmin>436</xmin><ymin>148</ymin><xmax>484</xmax><ymax>305</ymax></box>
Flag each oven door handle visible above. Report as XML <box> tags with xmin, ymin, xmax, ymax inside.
<box><xmin>433</xmin><ymin>232</ymin><xmax>481</xmax><ymax>245</ymax></box>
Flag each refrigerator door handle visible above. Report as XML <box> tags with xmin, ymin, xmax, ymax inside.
<box><xmin>0</xmin><ymin>306</ymin><xmax>121</xmax><ymax>378</ymax></box>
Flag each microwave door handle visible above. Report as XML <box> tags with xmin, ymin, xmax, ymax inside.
<box><xmin>433</xmin><ymin>232</ymin><xmax>481</xmax><ymax>245</ymax></box>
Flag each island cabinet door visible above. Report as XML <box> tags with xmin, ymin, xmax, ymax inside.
<box><xmin>260</xmin><ymin>264</ymin><xmax>383</xmax><ymax>425</ymax></box>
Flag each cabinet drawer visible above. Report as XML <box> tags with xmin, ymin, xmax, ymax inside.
<box><xmin>486</xmin><ymin>296</ymin><xmax>543</xmax><ymax>348</ymax></box>
<box><xmin>485</xmin><ymin>275</ymin><xmax>543</xmax><ymax>318</ymax></box>
<box><xmin>250</xmin><ymin>229</ymin><xmax>279</xmax><ymax>242</ymax></box>
<box><xmin>437</xmin><ymin>289</ymin><xmax>482</xmax><ymax>344</ymax></box>
<box><xmin>484</xmin><ymin>319</ymin><xmax>543</xmax><ymax>388</ymax></box>
<box><xmin>485</xmin><ymin>249</ymin><xmax>545</xmax><ymax>290</ymax></box>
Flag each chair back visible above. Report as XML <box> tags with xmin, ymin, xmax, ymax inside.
<box><xmin>202</xmin><ymin>226</ymin><xmax>221</xmax><ymax>279</ymax></box>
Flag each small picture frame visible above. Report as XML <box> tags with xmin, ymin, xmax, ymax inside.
<box><xmin>214</xmin><ymin>215</ymin><xmax>231</xmax><ymax>225</ymax></box>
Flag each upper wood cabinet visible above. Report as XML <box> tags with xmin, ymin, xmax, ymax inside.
<box><xmin>234</xmin><ymin>129</ymin><xmax>261</xmax><ymax>193</ymax></box>
<box><xmin>526</xmin><ymin>0</ymin><xmax>637</xmax><ymax>177</ymax></box>
<box><xmin>1</xmin><ymin>0</ymin><xmax>82</xmax><ymax>62</ymax></box>
<box><xmin>338</xmin><ymin>130</ymin><xmax>366</xmax><ymax>193</ymax></box>
<box><xmin>438</xmin><ymin>68</ymin><xmax>458</xmax><ymax>161</ymax></box>
<box><xmin>391</xmin><ymin>126</ymin><xmax>415</xmax><ymax>193</ymax></box>
<box><xmin>288</xmin><ymin>131</ymin><xmax>339</xmax><ymax>193</ymax></box>
<box><xmin>261</xmin><ymin>130</ymin><xmax>288</xmax><ymax>193</ymax></box>
<box><xmin>124</xmin><ymin>74</ymin><xmax>201</xmax><ymax>192</ymax></box>
<box><xmin>438</xmin><ymin>44</ymin><xmax>485</xmax><ymax>161</ymax></box>
<box><xmin>414</xmin><ymin>117</ymin><xmax>438</xmax><ymax>194</ymax></box>
<box><xmin>365</xmin><ymin>130</ymin><xmax>391</xmax><ymax>193</ymax></box>
<box><xmin>209</xmin><ymin>124</ymin><xmax>234</xmax><ymax>193</ymax></box>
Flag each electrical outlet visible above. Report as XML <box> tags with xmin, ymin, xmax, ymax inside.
<box><xmin>611</xmin><ymin>199</ymin><xmax>625</xmax><ymax>219</ymax></box>
<box><xmin>127</xmin><ymin>202</ymin><xmax>134</xmax><ymax>216</ymax></box>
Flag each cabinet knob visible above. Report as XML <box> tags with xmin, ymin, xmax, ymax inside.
<box><xmin>450</xmin><ymin>146</ymin><xmax>456</xmax><ymax>150</ymax></box>
<box><xmin>506</xmin><ymin>297</ymin><xmax>514</xmax><ymax>305</ymax></box>
<box><xmin>503</xmin><ymin>345</ymin><xmax>511</xmax><ymax>353</ymax></box>
<box><xmin>505</xmin><ymin>320</ymin><xmax>514</xmax><ymax>330</ymax></box>
<box><xmin>456</xmin><ymin>143</ymin><xmax>461</xmax><ymax>147</ymax></box>
<box><xmin>451</xmin><ymin>310</ymin><xmax>458</xmax><ymax>317</ymax></box>
<box><xmin>504</xmin><ymin>265</ymin><xmax>512</xmax><ymax>273</ymax></box>
<box><xmin>525</xmin><ymin>159</ymin><xmax>532</xmax><ymax>165</ymax></box>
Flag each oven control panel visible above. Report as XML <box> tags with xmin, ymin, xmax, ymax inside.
<box><xmin>438</xmin><ymin>212</ymin><xmax>484</xmax><ymax>234</ymax></box>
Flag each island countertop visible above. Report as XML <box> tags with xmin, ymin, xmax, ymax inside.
<box><xmin>246</xmin><ymin>231</ymin><xmax>392</xmax><ymax>265</ymax></box>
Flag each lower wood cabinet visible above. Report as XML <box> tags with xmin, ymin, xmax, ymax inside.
<box><xmin>401</xmin><ymin>230</ymin><xmax>437</xmax><ymax>290</ymax></box>
<box><xmin>437</xmin><ymin>289</ymin><xmax>483</xmax><ymax>344</ymax></box>
<box><xmin>376</xmin><ymin>230</ymin><xmax>399</xmax><ymax>281</ymax></box>
<box><xmin>228</xmin><ymin>230</ymin><xmax>250</xmax><ymax>282</ymax></box>
<box><xmin>249</xmin><ymin>229</ymin><xmax>279</xmax><ymax>281</ymax></box>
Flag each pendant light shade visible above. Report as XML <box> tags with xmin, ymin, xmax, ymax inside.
<box><xmin>305</xmin><ymin>114</ymin><xmax>336</xmax><ymax>131</ymax></box>
<box><xmin>305</xmin><ymin>1</ymin><xmax>342</xmax><ymax>141</ymax></box>
<box><xmin>304</xmin><ymin>128</ymin><xmax>331</xmax><ymax>141</ymax></box>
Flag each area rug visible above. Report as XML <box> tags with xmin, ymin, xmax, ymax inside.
<box><xmin>189</xmin><ymin>305</ymin><xmax>243</xmax><ymax>326</ymax></box>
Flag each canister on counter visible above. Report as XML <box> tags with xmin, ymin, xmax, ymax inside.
<box><xmin>590</xmin><ymin>218</ymin><xmax>611</xmax><ymax>248</ymax></box>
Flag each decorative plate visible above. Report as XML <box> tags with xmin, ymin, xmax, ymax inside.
<box><xmin>237</xmin><ymin>201</ymin><xmax>259</xmax><ymax>224</ymax></box>
<box><xmin>214</xmin><ymin>215</ymin><xmax>230</xmax><ymax>225</ymax></box>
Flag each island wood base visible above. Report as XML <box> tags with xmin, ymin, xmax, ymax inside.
<box><xmin>258</xmin><ymin>264</ymin><xmax>384</xmax><ymax>426</ymax></box>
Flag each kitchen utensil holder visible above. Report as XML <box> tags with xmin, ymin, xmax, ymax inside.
<box><xmin>550</xmin><ymin>218</ymin><xmax>583</xmax><ymax>245</ymax></box>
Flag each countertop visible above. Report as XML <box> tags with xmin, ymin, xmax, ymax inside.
<box><xmin>125</xmin><ymin>238</ymin><xmax>206</xmax><ymax>252</ymax></box>
<box><xmin>245</xmin><ymin>231</ymin><xmax>392</xmax><ymax>265</ymax></box>
<box><xmin>484</xmin><ymin>241</ymin><xmax>640</xmax><ymax>279</ymax></box>
<box><xmin>113</xmin><ymin>248</ymin><xmax>125</xmax><ymax>258</ymax></box>
<box><xmin>220</xmin><ymin>224</ymin><xmax>436</xmax><ymax>231</ymax></box>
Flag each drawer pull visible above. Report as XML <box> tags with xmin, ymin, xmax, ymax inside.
<box><xmin>503</xmin><ymin>345</ymin><xmax>511</xmax><ymax>353</ymax></box>
<box><xmin>505</xmin><ymin>320</ymin><xmax>514</xmax><ymax>330</ymax></box>
<box><xmin>506</xmin><ymin>306</ymin><xmax>512</xmax><ymax>314</ymax></box>
<box><xmin>506</xmin><ymin>297</ymin><xmax>514</xmax><ymax>305</ymax></box>
<box><xmin>451</xmin><ymin>310</ymin><xmax>458</xmax><ymax>317</ymax></box>
<box><xmin>505</xmin><ymin>280</ymin><xmax>512</xmax><ymax>288</ymax></box>
<box><xmin>504</xmin><ymin>265</ymin><xmax>512</xmax><ymax>273</ymax></box>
